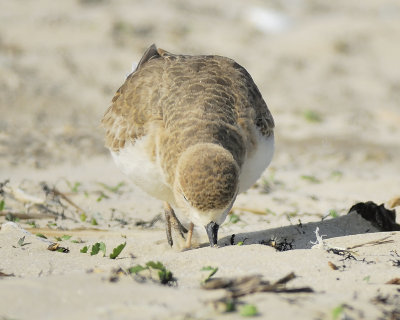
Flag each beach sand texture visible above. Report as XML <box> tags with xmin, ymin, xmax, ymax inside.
<box><xmin>1</xmin><ymin>0</ymin><xmax>400</xmax><ymax>319</ymax></box>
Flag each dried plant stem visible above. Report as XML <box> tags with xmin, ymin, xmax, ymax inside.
<box><xmin>346</xmin><ymin>236</ymin><xmax>394</xmax><ymax>250</ymax></box>
<box><xmin>48</xmin><ymin>187</ymin><xmax>86</xmax><ymax>214</ymax></box>
<box><xmin>231</xmin><ymin>207</ymin><xmax>267</xmax><ymax>216</ymax></box>
<box><xmin>0</xmin><ymin>211</ymin><xmax>54</xmax><ymax>219</ymax></box>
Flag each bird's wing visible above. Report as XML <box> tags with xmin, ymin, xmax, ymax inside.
<box><xmin>102</xmin><ymin>44</ymin><xmax>165</xmax><ymax>152</ymax></box>
<box><xmin>232</xmin><ymin>62</ymin><xmax>275</xmax><ymax>138</ymax></box>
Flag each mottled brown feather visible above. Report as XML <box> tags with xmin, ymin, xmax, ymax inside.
<box><xmin>102</xmin><ymin>44</ymin><xmax>274</xmax><ymax>190</ymax></box>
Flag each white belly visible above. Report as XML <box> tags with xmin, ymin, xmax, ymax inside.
<box><xmin>110</xmin><ymin>136</ymin><xmax>174</xmax><ymax>203</ymax></box>
<box><xmin>110</xmin><ymin>132</ymin><xmax>274</xmax><ymax>203</ymax></box>
<box><xmin>238</xmin><ymin>132</ymin><xmax>274</xmax><ymax>193</ymax></box>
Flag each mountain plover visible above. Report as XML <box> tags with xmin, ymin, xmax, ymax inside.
<box><xmin>102</xmin><ymin>44</ymin><xmax>274</xmax><ymax>249</ymax></box>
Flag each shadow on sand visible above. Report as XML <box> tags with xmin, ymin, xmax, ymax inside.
<box><xmin>218</xmin><ymin>202</ymin><xmax>400</xmax><ymax>250</ymax></box>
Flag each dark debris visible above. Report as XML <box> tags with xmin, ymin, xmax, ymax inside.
<box><xmin>349</xmin><ymin>201</ymin><xmax>400</xmax><ymax>231</ymax></box>
<box><xmin>260</xmin><ymin>238</ymin><xmax>294</xmax><ymax>251</ymax></box>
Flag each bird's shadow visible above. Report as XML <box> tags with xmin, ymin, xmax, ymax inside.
<box><xmin>217</xmin><ymin>202</ymin><xmax>400</xmax><ymax>250</ymax></box>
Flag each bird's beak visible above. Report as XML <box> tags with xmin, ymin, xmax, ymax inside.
<box><xmin>205</xmin><ymin>221</ymin><xmax>219</xmax><ymax>247</ymax></box>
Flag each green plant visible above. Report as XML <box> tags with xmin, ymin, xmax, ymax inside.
<box><xmin>17</xmin><ymin>236</ymin><xmax>29</xmax><ymax>247</ymax></box>
<box><xmin>301</xmin><ymin>175</ymin><xmax>320</xmax><ymax>183</ymax></box>
<box><xmin>5</xmin><ymin>213</ymin><xmax>19</xmax><ymax>222</ymax></box>
<box><xmin>66</xmin><ymin>181</ymin><xmax>81</xmax><ymax>193</ymax></box>
<box><xmin>96</xmin><ymin>192</ymin><xmax>108</xmax><ymax>202</ymax></box>
<box><xmin>55</xmin><ymin>235</ymin><xmax>72</xmax><ymax>241</ymax></box>
<box><xmin>329</xmin><ymin>209</ymin><xmax>338</xmax><ymax>218</ymax></box>
<box><xmin>229</xmin><ymin>214</ymin><xmax>240</xmax><ymax>224</ymax></box>
<box><xmin>80</xmin><ymin>213</ymin><xmax>87</xmax><ymax>222</ymax></box>
<box><xmin>26</xmin><ymin>220</ymin><xmax>38</xmax><ymax>228</ymax></box>
<box><xmin>90</xmin><ymin>242</ymin><xmax>106</xmax><ymax>256</ymax></box>
<box><xmin>129</xmin><ymin>261</ymin><xmax>174</xmax><ymax>285</ymax></box>
<box><xmin>201</xmin><ymin>266</ymin><xmax>218</xmax><ymax>283</ymax></box>
<box><xmin>97</xmin><ymin>182</ymin><xmax>125</xmax><ymax>193</ymax></box>
<box><xmin>240</xmin><ymin>304</ymin><xmax>258</xmax><ymax>317</ymax></box>
<box><xmin>331</xmin><ymin>304</ymin><xmax>344</xmax><ymax>320</ymax></box>
<box><xmin>303</xmin><ymin>110</ymin><xmax>322</xmax><ymax>123</ymax></box>
<box><xmin>109</xmin><ymin>242</ymin><xmax>126</xmax><ymax>259</ymax></box>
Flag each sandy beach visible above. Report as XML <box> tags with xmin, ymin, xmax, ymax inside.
<box><xmin>1</xmin><ymin>0</ymin><xmax>400</xmax><ymax>319</ymax></box>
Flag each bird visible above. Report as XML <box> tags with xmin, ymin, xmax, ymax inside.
<box><xmin>102</xmin><ymin>44</ymin><xmax>274</xmax><ymax>249</ymax></box>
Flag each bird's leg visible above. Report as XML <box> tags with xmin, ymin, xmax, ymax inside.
<box><xmin>164</xmin><ymin>203</ymin><xmax>173</xmax><ymax>247</ymax></box>
<box><xmin>163</xmin><ymin>202</ymin><xmax>187</xmax><ymax>247</ymax></box>
<box><xmin>183</xmin><ymin>223</ymin><xmax>194</xmax><ymax>250</ymax></box>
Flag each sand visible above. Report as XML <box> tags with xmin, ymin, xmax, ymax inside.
<box><xmin>1</xmin><ymin>0</ymin><xmax>400</xmax><ymax>319</ymax></box>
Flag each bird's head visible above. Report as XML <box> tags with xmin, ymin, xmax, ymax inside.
<box><xmin>174</xmin><ymin>143</ymin><xmax>239</xmax><ymax>247</ymax></box>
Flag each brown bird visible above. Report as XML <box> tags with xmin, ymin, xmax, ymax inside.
<box><xmin>102</xmin><ymin>44</ymin><xmax>274</xmax><ymax>249</ymax></box>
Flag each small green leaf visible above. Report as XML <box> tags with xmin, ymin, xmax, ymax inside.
<box><xmin>36</xmin><ymin>233</ymin><xmax>47</xmax><ymax>239</ymax></box>
<box><xmin>56</xmin><ymin>246</ymin><xmax>70</xmax><ymax>253</ymax></box>
<box><xmin>5</xmin><ymin>213</ymin><xmax>19</xmax><ymax>222</ymax></box>
<box><xmin>303</xmin><ymin>109</ymin><xmax>322</xmax><ymax>123</ymax></box>
<box><xmin>224</xmin><ymin>299</ymin><xmax>236</xmax><ymax>312</ymax></box>
<box><xmin>55</xmin><ymin>237</ymin><xmax>62</xmax><ymax>241</ymax></box>
<box><xmin>240</xmin><ymin>304</ymin><xmax>258</xmax><ymax>317</ymax></box>
<box><xmin>329</xmin><ymin>209</ymin><xmax>338</xmax><ymax>218</ymax></box>
<box><xmin>0</xmin><ymin>199</ymin><xmax>5</xmax><ymax>211</ymax></box>
<box><xmin>18</xmin><ymin>236</ymin><xmax>25</xmax><ymax>246</ymax></box>
<box><xmin>301</xmin><ymin>175</ymin><xmax>320</xmax><ymax>183</ymax></box>
<box><xmin>67</xmin><ymin>181</ymin><xmax>81</xmax><ymax>193</ymax></box>
<box><xmin>91</xmin><ymin>242</ymin><xmax>101</xmax><ymax>255</ymax></box>
<box><xmin>80</xmin><ymin>246</ymin><xmax>88</xmax><ymax>253</ymax></box>
<box><xmin>229</xmin><ymin>214</ymin><xmax>240</xmax><ymax>224</ymax></box>
<box><xmin>128</xmin><ymin>261</ymin><xmax>173</xmax><ymax>285</ymax></box>
<box><xmin>97</xmin><ymin>182</ymin><xmax>125</xmax><ymax>193</ymax></box>
<box><xmin>158</xmin><ymin>269</ymin><xmax>173</xmax><ymax>284</ymax></box>
<box><xmin>332</xmin><ymin>304</ymin><xmax>344</xmax><ymax>320</ymax></box>
<box><xmin>61</xmin><ymin>235</ymin><xmax>72</xmax><ymax>240</ymax></box>
<box><xmin>237</xmin><ymin>241</ymin><xmax>244</xmax><ymax>246</ymax></box>
<box><xmin>109</xmin><ymin>242</ymin><xmax>126</xmax><ymax>259</ymax></box>
<box><xmin>144</xmin><ymin>261</ymin><xmax>173</xmax><ymax>284</ymax></box>
<box><xmin>27</xmin><ymin>220</ymin><xmax>37</xmax><ymax>228</ymax></box>
<box><xmin>201</xmin><ymin>266</ymin><xmax>218</xmax><ymax>283</ymax></box>
<box><xmin>91</xmin><ymin>218</ymin><xmax>98</xmax><ymax>226</ymax></box>
<box><xmin>128</xmin><ymin>265</ymin><xmax>147</xmax><ymax>274</ymax></box>
<box><xmin>146</xmin><ymin>261</ymin><xmax>164</xmax><ymax>270</ymax></box>
<box><xmin>99</xmin><ymin>242</ymin><xmax>106</xmax><ymax>257</ymax></box>
<box><xmin>80</xmin><ymin>213</ymin><xmax>87</xmax><ymax>222</ymax></box>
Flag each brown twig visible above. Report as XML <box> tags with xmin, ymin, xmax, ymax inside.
<box><xmin>42</xmin><ymin>183</ymin><xmax>85</xmax><ymax>215</ymax></box>
<box><xmin>0</xmin><ymin>211</ymin><xmax>55</xmax><ymax>219</ymax></box>
<box><xmin>346</xmin><ymin>236</ymin><xmax>394</xmax><ymax>250</ymax></box>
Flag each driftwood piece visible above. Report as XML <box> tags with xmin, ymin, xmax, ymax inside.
<box><xmin>203</xmin><ymin>272</ymin><xmax>313</xmax><ymax>300</ymax></box>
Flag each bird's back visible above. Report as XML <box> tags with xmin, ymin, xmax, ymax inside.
<box><xmin>102</xmin><ymin>44</ymin><xmax>274</xmax><ymax>187</ymax></box>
